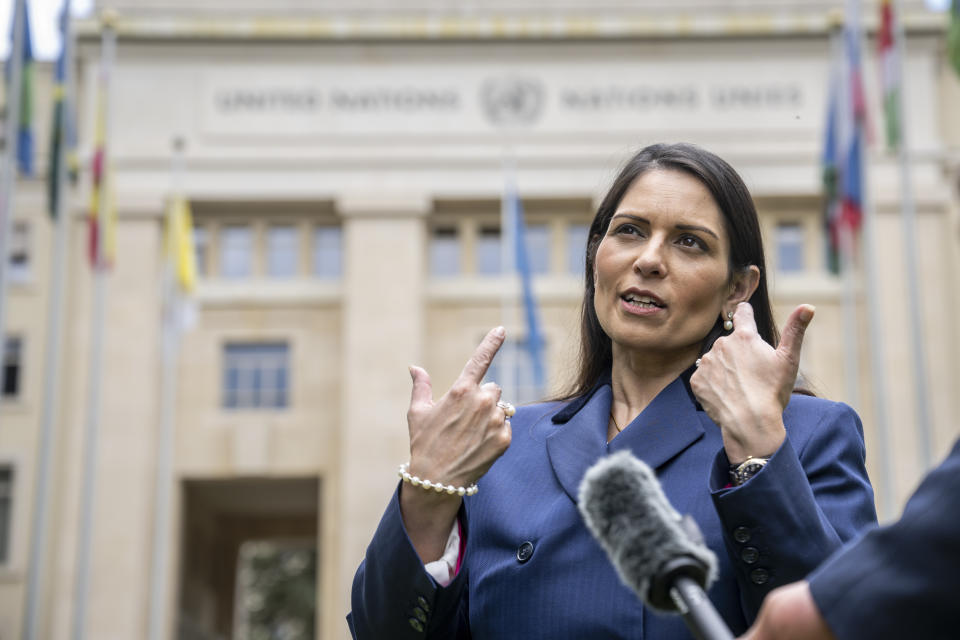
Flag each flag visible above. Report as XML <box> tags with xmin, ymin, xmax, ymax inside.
<box><xmin>87</xmin><ymin>96</ymin><xmax>115</xmax><ymax>268</ymax></box>
<box><xmin>161</xmin><ymin>192</ymin><xmax>198</xmax><ymax>333</ymax></box>
<box><xmin>949</xmin><ymin>0</ymin><xmax>960</xmax><ymax>78</ymax></box>
<box><xmin>821</xmin><ymin>79</ymin><xmax>841</xmax><ymax>274</ymax></box>
<box><xmin>88</xmin><ymin>48</ymin><xmax>116</xmax><ymax>269</ymax></box>
<box><xmin>877</xmin><ymin>0</ymin><xmax>900</xmax><ymax>149</ymax></box>
<box><xmin>822</xmin><ymin>4</ymin><xmax>867</xmax><ymax>274</ymax></box>
<box><xmin>164</xmin><ymin>196</ymin><xmax>196</xmax><ymax>295</ymax></box>
<box><xmin>506</xmin><ymin>182</ymin><xmax>545</xmax><ymax>392</ymax></box>
<box><xmin>6</xmin><ymin>0</ymin><xmax>35</xmax><ymax>175</ymax></box>
<box><xmin>48</xmin><ymin>2</ymin><xmax>78</xmax><ymax>218</ymax></box>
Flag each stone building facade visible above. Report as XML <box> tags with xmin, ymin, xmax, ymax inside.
<box><xmin>1</xmin><ymin>1</ymin><xmax>959</xmax><ymax>638</ymax></box>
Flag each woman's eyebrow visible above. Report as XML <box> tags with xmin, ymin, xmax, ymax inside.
<box><xmin>611</xmin><ymin>213</ymin><xmax>719</xmax><ymax>240</ymax></box>
<box><xmin>610</xmin><ymin>213</ymin><xmax>647</xmax><ymax>224</ymax></box>
<box><xmin>676</xmin><ymin>223</ymin><xmax>719</xmax><ymax>240</ymax></box>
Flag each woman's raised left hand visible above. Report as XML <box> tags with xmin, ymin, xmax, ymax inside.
<box><xmin>690</xmin><ymin>302</ymin><xmax>815</xmax><ymax>464</ymax></box>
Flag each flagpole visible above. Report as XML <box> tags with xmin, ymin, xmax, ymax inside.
<box><xmin>838</xmin><ymin>229</ymin><xmax>860</xmax><ymax>410</ymax></box>
<box><xmin>71</xmin><ymin>12</ymin><xmax>116</xmax><ymax>640</ymax></box>
<box><xmin>22</xmin><ymin>4</ymin><xmax>74</xmax><ymax>637</ymax></box>
<box><xmin>147</xmin><ymin>137</ymin><xmax>186</xmax><ymax>640</ymax></box>
<box><xmin>843</xmin><ymin>0</ymin><xmax>896</xmax><ymax>520</ymax></box>
<box><xmin>860</xmin><ymin>133</ymin><xmax>896</xmax><ymax>520</ymax></box>
<box><xmin>829</xmin><ymin>18</ymin><xmax>862</xmax><ymax>413</ymax></box>
<box><xmin>0</xmin><ymin>0</ymin><xmax>28</xmax><ymax>410</ymax></box>
<box><xmin>890</xmin><ymin>0</ymin><xmax>934</xmax><ymax>471</ymax></box>
<box><xmin>500</xmin><ymin>147</ymin><xmax>517</xmax><ymax>401</ymax></box>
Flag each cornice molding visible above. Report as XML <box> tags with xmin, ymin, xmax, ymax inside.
<box><xmin>73</xmin><ymin>10</ymin><xmax>950</xmax><ymax>44</ymax></box>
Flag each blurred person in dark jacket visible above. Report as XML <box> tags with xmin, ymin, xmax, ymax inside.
<box><xmin>741</xmin><ymin>438</ymin><xmax>960</xmax><ymax>640</ymax></box>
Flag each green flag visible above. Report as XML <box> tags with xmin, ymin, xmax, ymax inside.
<box><xmin>950</xmin><ymin>0</ymin><xmax>960</xmax><ymax>78</ymax></box>
<box><xmin>48</xmin><ymin>4</ymin><xmax>77</xmax><ymax>218</ymax></box>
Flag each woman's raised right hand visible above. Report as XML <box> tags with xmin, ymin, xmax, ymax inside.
<box><xmin>407</xmin><ymin>326</ymin><xmax>512</xmax><ymax>493</ymax></box>
<box><xmin>401</xmin><ymin>327</ymin><xmax>513</xmax><ymax>562</ymax></box>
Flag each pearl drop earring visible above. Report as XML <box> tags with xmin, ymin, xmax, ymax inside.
<box><xmin>723</xmin><ymin>311</ymin><xmax>734</xmax><ymax>331</ymax></box>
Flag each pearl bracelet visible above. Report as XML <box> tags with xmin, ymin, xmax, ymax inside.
<box><xmin>398</xmin><ymin>463</ymin><xmax>478</xmax><ymax>497</ymax></box>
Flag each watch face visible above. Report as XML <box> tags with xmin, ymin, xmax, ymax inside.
<box><xmin>733</xmin><ymin>458</ymin><xmax>769</xmax><ymax>484</ymax></box>
<box><xmin>742</xmin><ymin>462</ymin><xmax>765</xmax><ymax>475</ymax></box>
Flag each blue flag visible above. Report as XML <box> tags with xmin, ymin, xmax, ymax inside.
<box><xmin>6</xmin><ymin>0</ymin><xmax>35</xmax><ymax>176</ymax></box>
<box><xmin>821</xmin><ymin>2</ymin><xmax>867</xmax><ymax>274</ymax></box>
<box><xmin>506</xmin><ymin>182</ymin><xmax>545</xmax><ymax>391</ymax></box>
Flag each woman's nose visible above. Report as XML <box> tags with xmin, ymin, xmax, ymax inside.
<box><xmin>634</xmin><ymin>240</ymin><xmax>666</xmax><ymax>277</ymax></box>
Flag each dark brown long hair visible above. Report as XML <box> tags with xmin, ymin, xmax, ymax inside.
<box><xmin>559</xmin><ymin>142</ymin><xmax>778</xmax><ymax>400</ymax></box>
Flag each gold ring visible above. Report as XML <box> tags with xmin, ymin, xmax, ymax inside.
<box><xmin>497</xmin><ymin>401</ymin><xmax>516</xmax><ymax>417</ymax></box>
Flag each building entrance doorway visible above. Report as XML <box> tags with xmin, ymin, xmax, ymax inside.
<box><xmin>178</xmin><ymin>477</ymin><xmax>320</xmax><ymax>640</ymax></box>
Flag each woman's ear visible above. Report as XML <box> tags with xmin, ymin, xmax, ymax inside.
<box><xmin>726</xmin><ymin>265</ymin><xmax>760</xmax><ymax>306</ymax></box>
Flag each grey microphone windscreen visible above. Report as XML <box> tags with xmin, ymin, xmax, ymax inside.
<box><xmin>578</xmin><ymin>450</ymin><xmax>718</xmax><ymax>613</ymax></box>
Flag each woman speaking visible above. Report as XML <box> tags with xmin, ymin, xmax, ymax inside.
<box><xmin>347</xmin><ymin>143</ymin><xmax>877</xmax><ymax>639</ymax></box>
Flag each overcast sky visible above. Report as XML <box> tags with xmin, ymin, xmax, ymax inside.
<box><xmin>1</xmin><ymin>0</ymin><xmax>954</xmax><ymax>61</ymax></box>
<box><xmin>1</xmin><ymin>0</ymin><xmax>93</xmax><ymax>60</ymax></box>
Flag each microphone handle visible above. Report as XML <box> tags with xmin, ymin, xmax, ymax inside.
<box><xmin>669</xmin><ymin>575</ymin><xmax>735</xmax><ymax>640</ymax></box>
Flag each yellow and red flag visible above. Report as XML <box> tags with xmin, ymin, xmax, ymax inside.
<box><xmin>87</xmin><ymin>89</ymin><xmax>116</xmax><ymax>269</ymax></box>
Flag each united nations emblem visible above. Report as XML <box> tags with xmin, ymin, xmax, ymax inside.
<box><xmin>480</xmin><ymin>76</ymin><xmax>545</xmax><ymax>127</ymax></box>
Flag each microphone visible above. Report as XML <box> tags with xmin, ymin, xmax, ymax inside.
<box><xmin>578</xmin><ymin>450</ymin><xmax>734</xmax><ymax>640</ymax></box>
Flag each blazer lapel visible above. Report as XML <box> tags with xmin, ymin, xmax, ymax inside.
<box><xmin>545</xmin><ymin>385</ymin><xmax>612</xmax><ymax>503</ymax></box>
<box><xmin>609</xmin><ymin>375</ymin><xmax>705</xmax><ymax>471</ymax></box>
<box><xmin>545</xmin><ymin>375</ymin><xmax>706</xmax><ymax>504</ymax></box>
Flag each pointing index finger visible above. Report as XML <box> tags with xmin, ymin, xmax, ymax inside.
<box><xmin>458</xmin><ymin>326</ymin><xmax>506</xmax><ymax>385</ymax></box>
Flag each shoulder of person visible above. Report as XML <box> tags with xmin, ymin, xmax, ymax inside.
<box><xmin>783</xmin><ymin>394</ymin><xmax>864</xmax><ymax>450</ymax></box>
<box><xmin>511</xmin><ymin>400</ymin><xmax>567</xmax><ymax>424</ymax></box>
<box><xmin>783</xmin><ymin>393</ymin><xmax>857</xmax><ymax>419</ymax></box>
<box><xmin>501</xmin><ymin>400</ymin><xmax>571</xmax><ymax>447</ymax></box>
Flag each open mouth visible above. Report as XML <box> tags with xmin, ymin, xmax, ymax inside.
<box><xmin>621</xmin><ymin>293</ymin><xmax>665</xmax><ymax>309</ymax></box>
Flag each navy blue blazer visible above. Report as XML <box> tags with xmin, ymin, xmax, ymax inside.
<box><xmin>809</xmin><ymin>437</ymin><xmax>960</xmax><ymax>639</ymax></box>
<box><xmin>349</xmin><ymin>373</ymin><xmax>877</xmax><ymax>639</ymax></box>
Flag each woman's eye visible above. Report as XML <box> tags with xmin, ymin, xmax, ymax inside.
<box><xmin>677</xmin><ymin>235</ymin><xmax>705</xmax><ymax>250</ymax></box>
<box><xmin>615</xmin><ymin>223</ymin><xmax>642</xmax><ymax>236</ymax></box>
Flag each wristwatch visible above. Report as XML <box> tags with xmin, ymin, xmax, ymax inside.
<box><xmin>729</xmin><ymin>456</ymin><xmax>770</xmax><ymax>486</ymax></box>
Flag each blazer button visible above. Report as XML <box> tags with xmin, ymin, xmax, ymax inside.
<box><xmin>517</xmin><ymin>541</ymin><xmax>535</xmax><ymax>563</ymax></box>
<box><xmin>749</xmin><ymin>568</ymin><xmax>770</xmax><ymax>585</ymax></box>
<box><xmin>741</xmin><ymin>546</ymin><xmax>760</xmax><ymax>564</ymax></box>
<box><xmin>733</xmin><ymin>526</ymin><xmax>751</xmax><ymax>544</ymax></box>
<box><xmin>408</xmin><ymin>618</ymin><xmax>424</xmax><ymax>633</ymax></box>
<box><xmin>417</xmin><ymin>595</ymin><xmax>430</xmax><ymax>612</ymax></box>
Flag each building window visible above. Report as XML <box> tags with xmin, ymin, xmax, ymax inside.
<box><xmin>267</xmin><ymin>225</ymin><xmax>299</xmax><ymax>278</ymax></box>
<box><xmin>220</xmin><ymin>225</ymin><xmax>252</xmax><ymax>279</ymax></box>
<box><xmin>0</xmin><ymin>467</ymin><xmax>11</xmax><ymax>564</ymax></box>
<box><xmin>223</xmin><ymin>343</ymin><xmax>290</xmax><ymax>409</ymax></box>
<box><xmin>476</xmin><ymin>226</ymin><xmax>501</xmax><ymax>275</ymax></box>
<box><xmin>567</xmin><ymin>224</ymin><xmax>590</xmax><ymax>275</ymax></box>
<box><xmin>429</xmin><ymin>227</ymin><xmax>460</xmax><ymax>277</ymax></box>
<box><xmin>312</xmin><ymin>226</ymin><xmax>342</xmax><ymax>279</ymax></box>
<box><xmin>2</xmin><ymin>337</ymin><xmax>22</xmax><ymax>398</ymax></box>
<box><xmin>776</xmin><ymin>222</ymin><xmax>805</xmax><ymax>273</ymax></box>
<box><xmin>524</xmin><ymin>224</ymin><xmax>551</xmax><ymax>275</ymax></box>
<box><xmin>9</xmin><ymin>222</ymin><xmax>29</xmax><ymax>283</ymax></box>
<box><xmin>193</xmin><ymin>225</ymin><xmax>208</xmax><ymax>277</ymax></box>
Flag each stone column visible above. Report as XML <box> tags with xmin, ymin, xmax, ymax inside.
<box><xmin>332</xmin><ymin>192</ymin><xmax>429</xmax><ymax>639</ymax></box>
